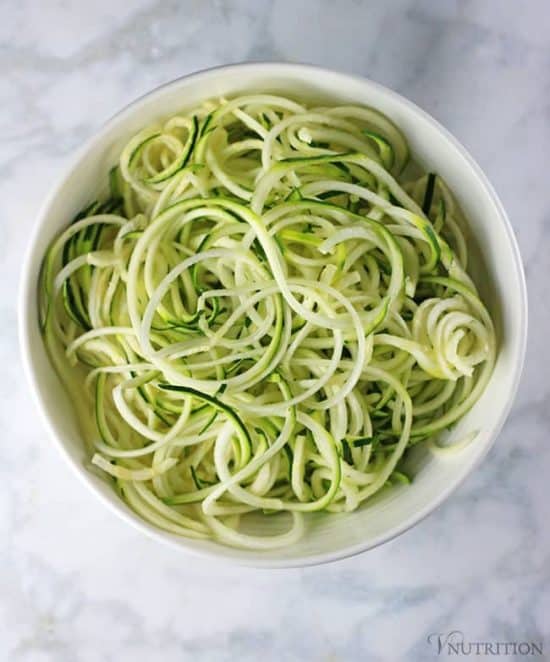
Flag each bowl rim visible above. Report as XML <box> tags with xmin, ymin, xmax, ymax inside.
<box><xmin>18</xmin><ymin>61</ymin><xmax>528</xmax><ymax>568</ymax></box>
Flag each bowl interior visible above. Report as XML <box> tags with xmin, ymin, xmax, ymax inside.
<box><xmin>21</xmin><ymin>64</ymin><xmax>526</xmax><ymax>566</ymax></box>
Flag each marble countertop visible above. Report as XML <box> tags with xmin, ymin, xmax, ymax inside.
<box><xmin>2</xmin><ymin>1</ymin><xmax>548</xmax><ymax>660</ymax></box>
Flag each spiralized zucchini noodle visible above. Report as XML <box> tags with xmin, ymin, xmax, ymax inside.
<box><xmin>40</xmin><ymin>94</ymin><xmax>496</xmax><ymax>549</ymax></box>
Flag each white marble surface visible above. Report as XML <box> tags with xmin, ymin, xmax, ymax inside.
<box><xmin>1</xmin><ymin>1</ymin><xmax>548</xmax><ymax>660</ymax></box>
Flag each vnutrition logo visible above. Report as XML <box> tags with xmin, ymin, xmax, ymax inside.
<box><xmin>426</xmin><ymin>630</ymin><xmax>543</xmax><ymax>656</ymax></box>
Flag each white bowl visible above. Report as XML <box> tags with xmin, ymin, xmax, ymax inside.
<box><xmin>19</xmin><ymin>63</ymin><xmax>527</xmax><ymax>567</ymax></box>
